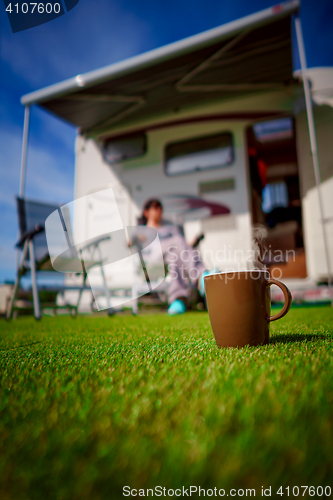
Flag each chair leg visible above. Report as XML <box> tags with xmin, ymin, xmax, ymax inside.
<box><xmin>97</xmin><ymin>245</ymin><xmax>114</xmax><ymax>316</ymax></box>
<box><xmin>132</xmin><ymin>284</ymin><xmax>138</xmax><ymax>315</ymax></box>
<box><xmin>29</xmin><ymin>240</ymin><xmax>41</xmax><ymax>320</ymax></box>
<box><xmin>76</xmin><ymin>272</ymin><xmax>87</xmax><ymax>312</ymax></box>
<box><xmin>6</xmin><ymin>240</ymin><xmax>29</xmax><ymax>320</ymax></box>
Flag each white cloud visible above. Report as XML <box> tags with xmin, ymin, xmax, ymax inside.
<box><xmin>0</xmin><ymin>0</ymin><xmax>150</xmax><ymax>281</ymax></box>
<box><xmin>0</xmin><ymin>235</ymin><xmax>18</xmax><ymax>282</ymax></box>
<box><xmin>0</xmin><ymin>125</ymin><xmax>74</xmax><ymax>204</ymax></box>
<box><xmin>0</xmin><ymin>123</ymin><xmax>75</xmax><ymax>281</ymax></box>
<box><xmin>1</xmin><ymin>1</ymin><xmax>153</xmax><ymax>88</ymax></box>
<box><xmin>0</xmin><ymin>128</ymin><xmax>22</xmax><ymax>205</ymax></box>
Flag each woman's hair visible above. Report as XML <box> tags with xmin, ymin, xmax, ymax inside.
<box><xmin>137</xmin><ymin>198</ymin><xmax>163</xmax><ymax>225</ymax></box>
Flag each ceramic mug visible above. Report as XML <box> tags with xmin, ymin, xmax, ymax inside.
<box><xmin>204</xmin><ymin>270</ymin><xmax>292</xmax><ymax>348</ymax></box>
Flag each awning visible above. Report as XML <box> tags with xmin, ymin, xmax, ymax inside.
<box><xmin>21</xmin><ymin>0</ymin><xmax>300</xmax><ymax>135</ymax></box>
<box><xmin>294</xmin><ymin>68</ymin><xmax>333</xmax><ymax>108</ymax></box>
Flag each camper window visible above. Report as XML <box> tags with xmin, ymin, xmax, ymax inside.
<box><xmin>253</xmin><ymin>118</ymin><xmax>293</xmax><ymax>143</ymax></box>
<box><xmin>102</xmin><ymin>133</ymin><xmax>146</xmax><ymax>165</ymax></box>
<box><xmin>164</xmin><ymin>132</ymin><xmax>233</xmax><ymax>176</ymax></box>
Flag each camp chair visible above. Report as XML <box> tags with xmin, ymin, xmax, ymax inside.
<box><xmin>6</xmin><ymin>197</ymin><xmax>113</xmax><ymax>320</ymax></box>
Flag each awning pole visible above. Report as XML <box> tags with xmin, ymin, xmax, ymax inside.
<box><xmin>19</xmin><ymin>105</ymin><xmax>30</xmax><ymax>197</ymax></box>
<box><xmin>295</xmin><ymin>16</ymin><xmax>333</xmax><ymax>306</ymax></box>
<box><xmin>16</xmin><ymin>105</ymin><xmax>31</xmax><ymax>273</ymax></box>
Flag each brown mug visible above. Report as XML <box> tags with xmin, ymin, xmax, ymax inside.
<box><xmin>204</xmin><ymin>270</ymin><xmax>292</xmax><ymax>348</ymax></box>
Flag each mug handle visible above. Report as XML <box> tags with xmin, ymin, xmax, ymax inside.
<box><xmin>266</xmin><ymin>278</ymin><xmax>292</xmax><ymax>322</ymax></box>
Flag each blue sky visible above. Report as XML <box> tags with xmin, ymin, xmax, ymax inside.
<box><xmin>0</xmin><ymin>0</ymin><xmax>332</xmax><ymax>283</ymax></box>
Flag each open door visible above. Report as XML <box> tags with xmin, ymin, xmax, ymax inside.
<box><xmin>247</xmin><ymin>117</ymin><xmax>307</xmax><ymax>278</ymax></box>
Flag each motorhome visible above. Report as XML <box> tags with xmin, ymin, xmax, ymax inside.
<box><xmin>20</xmin><ymin>0</ymin><xmax>333</xmax><ymax>305</ymax></box>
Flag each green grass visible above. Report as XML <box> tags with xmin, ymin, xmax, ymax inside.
<box><xmin>0</xmin><ymin>308</ymin><xmax>333</xmax><ymax>499</ymax></box>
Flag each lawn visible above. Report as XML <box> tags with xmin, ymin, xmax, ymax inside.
<box><xmin>0</xmin><ymin>308</ymin><xmax>333</xmax><ymax>499</ymax></box>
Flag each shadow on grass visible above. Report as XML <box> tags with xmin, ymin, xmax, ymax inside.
<box><xmin>269</xmin><ymin>333</ymin><xmax>330</xmax><ymax>345</ymax></box>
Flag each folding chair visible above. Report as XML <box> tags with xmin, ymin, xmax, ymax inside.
<box><xmin>6</xmin><ymin>197</ymin><xmax>113</xmax><ymax>320</ymax></box>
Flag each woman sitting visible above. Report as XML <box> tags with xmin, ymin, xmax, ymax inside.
<box><xmin>132</xmin><ymin>198</ymin><xmax>211</xmax><ymax>315</ymax></box>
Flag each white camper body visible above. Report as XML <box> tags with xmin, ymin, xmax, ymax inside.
<box><xmin>20</xmin><ymin>0</ymin><xmax>333</xmax><ymax>301</ymax></box>
<box><xmin>74</xmin><ymin>91</ymin><xmax>291</xmax><ymax>269</ymax></box>
<box><xmin>294</xmin><ymin>68</ymin><xmax>333</xmax><ymax>283</ymax></box>
<box><xmin>72</xmin><ymin>74</ymin><xmax>333</xmax><ymax>289</ymax></box>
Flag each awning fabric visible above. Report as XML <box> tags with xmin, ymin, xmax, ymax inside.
<box><xmin>21</xmin><ymin>0</ymin><xmax>300</xmax><ymax>135</ymax></box>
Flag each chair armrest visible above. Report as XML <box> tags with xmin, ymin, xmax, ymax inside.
<box><xmin>192</xmin><ymin>233</ymin><xmax>204</xmax><ymax>248</ymax></box>
<box><xmin>16</xmin><ymin>224</ymin><xmax>45</xmax><ymax>248</ymax></box>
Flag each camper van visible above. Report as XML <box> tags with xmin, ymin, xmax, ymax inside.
<box><xmin>21</xmin><ymin>0</ymin><xmax>333</xmax><ymax>305</ymax></box>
